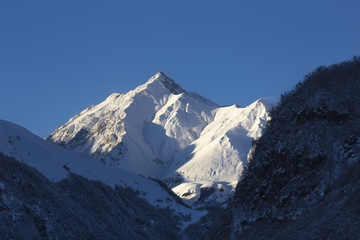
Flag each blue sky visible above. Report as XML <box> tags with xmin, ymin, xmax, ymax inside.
<box><xmin>1</xmin><ymin>0</ymin><xmax>360</xmax><ymax>137</ymax></box>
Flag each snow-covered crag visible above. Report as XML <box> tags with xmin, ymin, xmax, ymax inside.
<box><xmin>48</xmin><ymin>72</ymin><xmax>272</xmax><ymax>205</ymax></box>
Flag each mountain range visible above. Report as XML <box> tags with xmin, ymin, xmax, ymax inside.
<box><xmin>47</xmin><ymin>72</ymin><xmax>272</xmax><ymax>205</ymax></box>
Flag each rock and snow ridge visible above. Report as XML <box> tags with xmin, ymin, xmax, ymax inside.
<box><xmin>48</xmin><ymin>72</ymin><xmax>272</xmax><ymax>205</ymax></box>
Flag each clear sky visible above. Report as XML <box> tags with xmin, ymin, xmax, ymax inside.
<box><xmin>1</xmin><ymin>0</ymin><xmax>360</xmax><ymax>137</ymax></box>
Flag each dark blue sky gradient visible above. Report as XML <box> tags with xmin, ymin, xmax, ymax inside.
<box><xmin>1</xmin><ymin>0</ymin><xmax>360</xmax><ymax>137</ymax></box>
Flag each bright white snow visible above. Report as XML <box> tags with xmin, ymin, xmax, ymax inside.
<box><xmin>49</xmin><ymin>72</ymin><xmax>218</xmax><ymax>178</ymax></box>
<box><xmin>165</xmin><ymin>100</ymin><xmax>272</xmax><ymax>205</ymax></box>
<box><xmin>48</xmin><ymin>72</ymin><xmax>272</xmax><ymax>205</ymax></box>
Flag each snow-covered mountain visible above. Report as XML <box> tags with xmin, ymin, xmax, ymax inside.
<box><xmin>48</xmin><ymin>72</ymin><xmax>272</xmax><ymax>205</ymax></box>
<box><xmin>48</xmin><ymin>72</ymin><xmax>218</xmax><ymax>178</ymax></box>
<box><xmin>0</xmin><ymin>120</ymin><xmax>203</xmax><ymax>223</ymax></box>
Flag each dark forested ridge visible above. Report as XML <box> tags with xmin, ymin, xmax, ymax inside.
<box><xmin>185</xmin><ymin>57</ymin><xmax>360</xmax><ymax>240</ymax></box>
<box><xmin>224</xmin><ymin>57</ymin><xmax>360</xmax><ymax>239</ymax></box>
<box><xmin>0</xmin><ymin>153</ymin><xmax>181</xmax><ymax>240</ymax></box>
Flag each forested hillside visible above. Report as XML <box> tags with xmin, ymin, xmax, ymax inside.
<box><xmin>189</xmin><ymin>57</ymin><xmax>360</xmax><ymax>239</ymax></box>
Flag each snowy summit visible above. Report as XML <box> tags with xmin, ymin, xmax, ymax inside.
<box><xmin>48</xmin><ymin>72</ymin><xmax>272</xmax><ymax>205</ymax></box>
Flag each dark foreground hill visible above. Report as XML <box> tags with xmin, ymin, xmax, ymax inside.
<box><xmin>0</xmin><ymin>152</ymin><xmax>180</xmax><ymax>240</ymax></box>
<box><xmin>186</xmin><ymin>57</ymin><xmax>360</xmax><ymax>239</ymax></box>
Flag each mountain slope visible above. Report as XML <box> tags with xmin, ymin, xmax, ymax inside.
<box><xmin>165</xmin><ymin>99</ymin><xmax>271</xmax><ymax>205</ymax></box>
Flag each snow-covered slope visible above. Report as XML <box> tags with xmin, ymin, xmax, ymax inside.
<box><xmin>48</xmin><ymin>72</ymin><xmax>272</xmax><ymax>205</ymax></box>
<box><xmin>166</xmin><ymin>99</ymin><xmax>272</xmax><ymax>205</ymax></box>
<box><xmin>0</xmin><ymin>120</ymin><xmax>203</xmax><ymax>222</ymax></box>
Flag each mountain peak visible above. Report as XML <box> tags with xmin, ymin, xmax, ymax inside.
<box><xmin>147</xmin><ymin>72</ymin><xmax>185</xmax><ymax>94</ymax></box>
<box><xmin>155</xmin><ymin>71</ymin><xmax>167</xmax><ymax>78</ymax></box>
<box><xmin>253</xmin><ymin>98</ymin><xmax>274</xmax><ymax>110</ymax></box>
